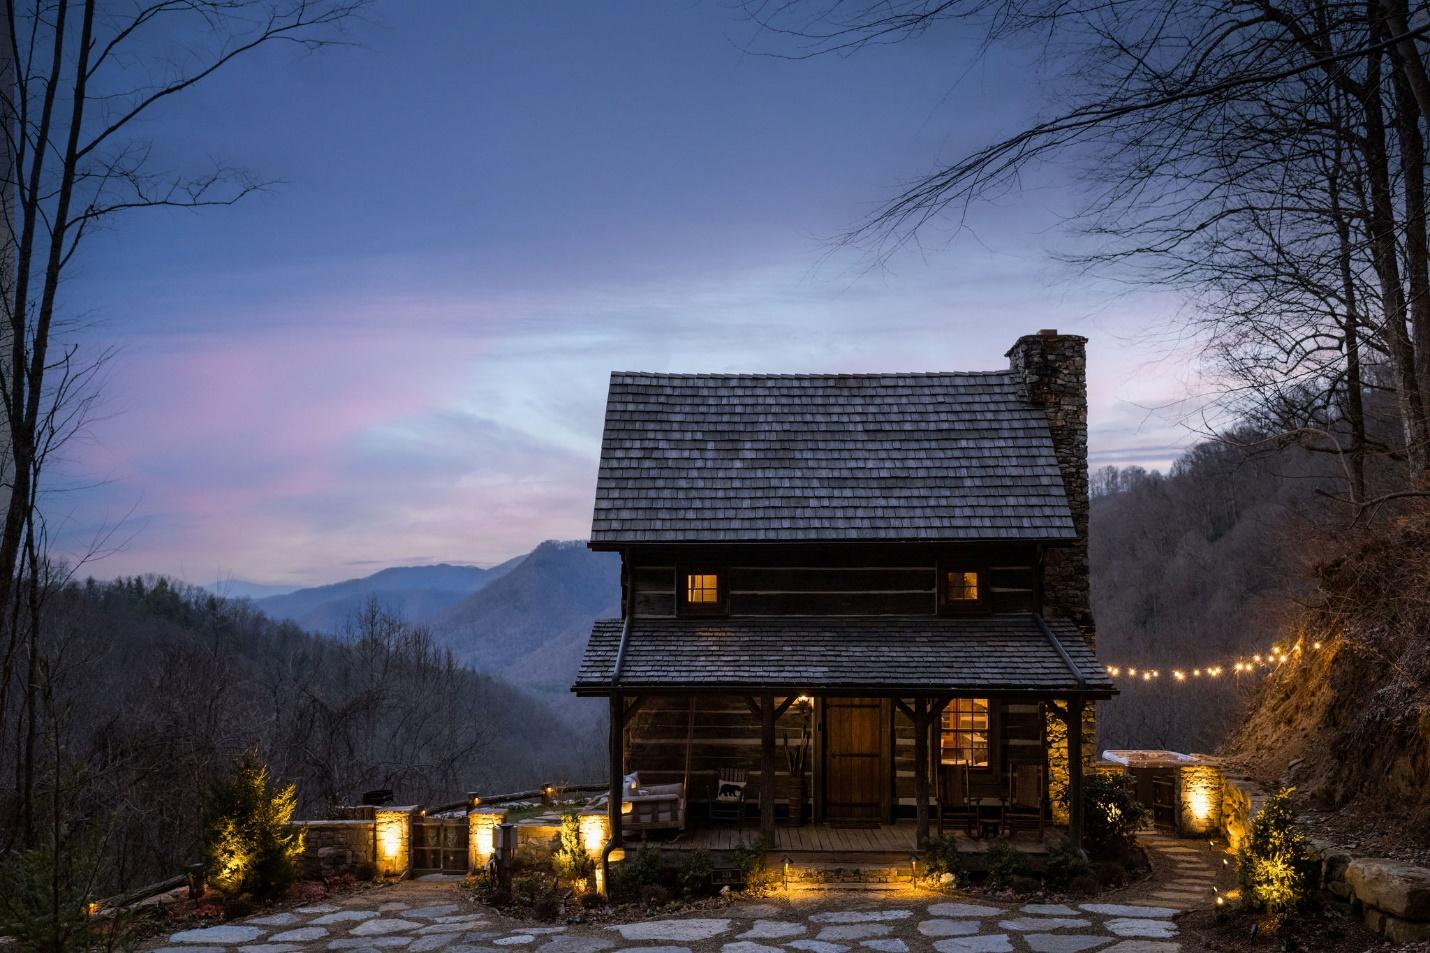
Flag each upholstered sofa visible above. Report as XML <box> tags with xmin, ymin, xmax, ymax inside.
<box><xmin>625</xmin><ymin>781</ymin><xmax>686</xmax><ymax>833</ymax></box>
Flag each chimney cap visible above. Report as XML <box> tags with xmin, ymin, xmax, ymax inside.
<box><xmin>1038</xmin><ymin>328</ymin><xmax>1058</xmax><ymax>336</ymax></box>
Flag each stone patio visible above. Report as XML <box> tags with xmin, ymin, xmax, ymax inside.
<box><xmin>144</xmin><ymin>831</ymin><xmax>1231</xmax><ymax>953</ymax></box>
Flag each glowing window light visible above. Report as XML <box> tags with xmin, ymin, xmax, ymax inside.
<box><xmin>686</xmin><ymin>573</ymin><xmax>719</xmax><ymax>604</ymax></box>
<box><xmin>946</xmin><ymin>570</ymin><xmax>980</xmax><ymax>602</ymax></box>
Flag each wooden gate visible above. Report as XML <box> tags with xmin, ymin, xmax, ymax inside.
<box><xmin>411</xmin><ymin>815</ymin><xmax>468</xmax><ymax>874</ymax></box>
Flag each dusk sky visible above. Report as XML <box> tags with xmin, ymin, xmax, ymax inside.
<box><xmin>55</xmin><ymin>1</ymin><xmax>1204</xmax><ymax>587</ymax></box>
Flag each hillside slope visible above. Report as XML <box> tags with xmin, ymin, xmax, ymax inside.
<box><xmin>429</xmin><ymin>540</ymin><xmax>620</xmax><ymax>697</ymax></box>
<box><xmin>257</xmin><ymin>557</ymin><xmax>524</xmax><ymax>633</ymax></box>
<box><xmin>1222</xmin><ymin>507</ymin><xmax>1430</xmax><ymax>836</ymax></box>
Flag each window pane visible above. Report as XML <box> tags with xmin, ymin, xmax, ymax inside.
<box><xmin>686</xmin><ymin>573</ymin><xmax>719</xmax><ymax>604</ymax></box>
<box><xmin>939</xmin><ymin>698</ymin><xmax>990</xmax><ymax>766</ymax></box>
<box><xmin>946</xmin><ymin>570</ymin><xmax>980</xmax><ymax>602</ymax></box>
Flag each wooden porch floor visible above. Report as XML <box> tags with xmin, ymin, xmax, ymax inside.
<box><xmin>650</xmin><ymin>820</ymin><xmax>1052</xmax><ymax>855</ymax></box>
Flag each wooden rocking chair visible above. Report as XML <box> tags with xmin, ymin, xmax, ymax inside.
<box><xmin>1003</xmin><ymin>762</ymin><xmax>1046</xmax><ymax>841</ymax></box>
<box><xmin>709</xmin><ymin>767</ymin><xmax>750</xmax><ymax>826</ymax></box>
<box><xmin>937</xmin><ymin>763</ymin><xmax>976</xmax><ymax>837</ymax></box>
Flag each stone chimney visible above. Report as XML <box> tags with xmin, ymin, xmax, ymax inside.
<box><xmin>1005</xmin><ymin>330</ymin><xmax>1092</xmax><ymax>638</ymax></box>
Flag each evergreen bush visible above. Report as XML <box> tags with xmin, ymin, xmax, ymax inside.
<box><xmin>201</xmin><ymin>752</ymin><xmax>306</xmax><ymax>899</ymax></box>
<box><xmin>1237</xmin><ymin>788</ymin><xmax>1315</xmax><ymax>913</ymax></box>
<box><xmin>1043</xmin><ymin>840</ymin><xmax>1092</xmax><ymax>888</ymax></box>
<box><xmin>552</xmin><ymin>813</ymin><xmax>593</xmax><ymax>882</ymax></box>
<box><xmin>1074</xmin><ymin>773</ymin><xmax>1149</xmax><ymax>857</ymax></box>
<box><xmin>983</xmin><ymin>837</ymin><xmax>1028</xmax><ymax>888</ymax></box>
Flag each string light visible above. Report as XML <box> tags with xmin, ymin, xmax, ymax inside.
<box><xmin>1105</xmin><ymin>639</ymin><xmax>1327</xmax><ymax>685</ymax></box>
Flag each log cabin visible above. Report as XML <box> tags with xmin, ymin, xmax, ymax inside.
<box><xmin>572</xmin><ymin>330</ymin><xmax>1115</xmax><ymax>855</ymax></box>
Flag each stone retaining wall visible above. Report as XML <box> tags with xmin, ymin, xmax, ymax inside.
<box><xmin>1326</xmin><ymin>852</ymin><xmax>1430</xmax><ymax>943</ymax></box>
<box><xmin>1218</xmin><ymin>774</ymin><xmax>1265</xmax><ymax>851</ymax></box>
<box><xmin>293</xmin><ymin>819</ymin><xmax>375</xmax><ymax>879</ymax></box>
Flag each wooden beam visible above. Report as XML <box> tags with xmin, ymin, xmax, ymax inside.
<box><xmin>744</xmin><ymin>697</ymin><xmax>763</xmax><ymax>721</ymax></box>
<box><xmin>774</xmin><ymin>694</ymin><xmax>799</xmax><ymax>719</ymax></box>
<box><xmin>912</xmin><ymin>696</ymin><xmax>931</xmax><ymax>849</ymax></box>
<box><xmin>1068</xmin><ymin>696</ymin><xmax>1085</xmax><ymax>851</ymax></box>
<box><xmin>608</xmin><ymin>694</ymin><xmax>625</xmax><ymax>846</ymax></box>
<box><xmin>759</xmin><ymin>694</ymin><xmax>777</xmax><ymax>845</ymax></box>
<box><xmin>624</xmin><ymin>696</ymin><xmax>647</xmax><ymax>719</ymax></box>
<box><xmin>892</xmin><ymin>698</ymin><xmax>916</xmax><ymax>721</ymax></box>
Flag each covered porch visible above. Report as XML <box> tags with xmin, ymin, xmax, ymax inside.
<box><xmin>575</xmin><ymin>613</ymin><xmax>1116</xmax><ymax>856</ymax></box>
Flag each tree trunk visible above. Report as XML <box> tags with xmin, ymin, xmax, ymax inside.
<box><xmin>1361</xmin><ymin>33</ymin><xmax>1430</xmax><ymax>480</ymax></box>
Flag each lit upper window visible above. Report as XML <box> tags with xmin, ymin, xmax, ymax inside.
<box><xmin>940</xmin><ymin>698</ymin><xmax>990</xmax><ymax>767</ymax></box>
<box><xmin>686</xmin><ymin>573</ymin><xmax>719</xmax><ymax>604</ymax></box>
<box><xmin>946</xmin><ymin>570</ymin><xmax>980</xmax><ymax>603</ymax></box>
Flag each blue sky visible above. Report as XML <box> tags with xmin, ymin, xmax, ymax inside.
<box><xmin>54</xmin><ymin>1</ymin><xmax>1203</xmax><ymax>586</ymax></box>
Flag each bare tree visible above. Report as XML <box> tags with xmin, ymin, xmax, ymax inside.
<box><xmin>0</xmin><ymin>0</ymin><xmax>367</xmax><ymax>848</ymax></box>
<box><xmin>742</xmin><ymin>0</ymin><xmax>1430</xmax><ymax>493</ymax></box>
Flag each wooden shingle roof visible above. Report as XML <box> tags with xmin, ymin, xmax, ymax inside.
<box><xmin>574</xmin><ymin>615</ymin><xmax>1112</xmax><ymax>696</ymax></box>
<box><xmin>590</xmin><ymin>371</ymin><xmax>1076</xmax><ymax>545</ymax></box>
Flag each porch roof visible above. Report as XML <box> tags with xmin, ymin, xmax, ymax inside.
<box><xmin>572</xmin><ymin>613</ymin><xmax>1114</xmax><ymax>697</ymax></box>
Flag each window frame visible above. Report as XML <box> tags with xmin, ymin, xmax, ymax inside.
<box><xmin>678</xmin><ymin>565</ymin><xmax>727</xmax><ymax>616</ymax></box>
<box><xmin>938</xmin><ymin>697</ymin><xmax>997</xmax><ymax>773</ymax></box>
<box><xmin>937</xmin><ymin>560</ymin><xmax>986</xmax><ymax>613</ymax></box>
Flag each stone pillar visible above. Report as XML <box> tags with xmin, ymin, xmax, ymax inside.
<box><xmin>1177</xmin><ymin>764</ymin><xmax>1224</xmax><ymax>836</ymax></box>
<box><xmin>468</xmin><ymin>808</ymin><xmax>507</xmax><ymax>870</ymax></box>
<box><xmin>579</xmin><ymin>811</ymin><xmax>611</xmax><ymax>860</ymax></box>
<box><xmin>373</xmin><ymin>806</ymin><xmax>418</xmax><ymax>879</ymax></box>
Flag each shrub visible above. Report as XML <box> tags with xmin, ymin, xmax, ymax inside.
<box><xmin>983</xmin><ymin>837</ymin><xmax>1028</xmax><ymax>889</ymax></box>
<box><xmin>922</xmin><ymin>835</ymin><xmax>962</xmax><ymax>879</ymax></box>
<box><xmin>552</xmin><ymin>813</ymin><xmax>594</xmax><ymax>882</ymax></box>
<box><xmin>609</xmin><ymin>846</ymin><xmax>664</xmax><ymax>903</ymax></box>
<box><xmin>1007</xmin><ymin>874</ymin><xmax>1042</xmax><ymax>895</ymax></box>
<box><xmin>1238</xmin><ymin>788</ymin><xmax>1315</xmax><ymax>913</ymax></box>
<box><xmin>639</xmin><ymin>883</ymin><xmax>671</xmax><ymax>908</ymax></box>
<box><xmin>677</xmin><ymin>849</ymin><xmax>714</xmax><ymax>898</ymax></box>
<box><xmin>0</xmin><ymin>843</ymin><xmax>97</xmax><ymax>953</ymax></box>
<box><xmin>201</xmin><ymin>752</ymin><xmax>305</xmax><ymax>900</ymax></box>
<box><xmin>1043</xmin><ymin>841</ymin><xmax>1092</xmax><ymax>889</ymax></box>
<box><xmin>1067</xmin><ymin>873</ymin><xmax>1101</xmax><ymax>896</ymax></box>
<box><xmin>733</xmin><ymin>837</ymin><xmax>781</xmax><ymax>894</ymax></box>
<box><xmin>1074</xmin><ymin>773</ymin><xmax>1149</xmax><ymax>858</ymax></box>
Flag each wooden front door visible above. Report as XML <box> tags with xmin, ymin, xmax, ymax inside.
<box><xmin>824</xmin><ymin>698</ymin><xmax>887</xmax><ymax>820</ymax></box>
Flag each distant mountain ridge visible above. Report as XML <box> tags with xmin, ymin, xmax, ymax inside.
<box><xmin>249</xmin><ymin>542</ymin><xmax>620</xmax><ymax>721</ymax></box>
<box><xmin>428</xmin><ymin>540</ymin><xmax>620</xmax><ymax>696</ymax></box>
<box><xmin>255</xmin><ymin>555</ymin><xmax>526</xmax><ymax>634</ymax></box>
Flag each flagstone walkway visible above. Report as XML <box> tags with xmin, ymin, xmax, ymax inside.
<box><xmin>145</xmin><ymin>878</ymin><xmax>1218</xmax><ymax>953</ymax></box>
<box><xmin>145</xmin><ymin>828</ymin><xmax>1233</xmax><ymax>953</ymax></box>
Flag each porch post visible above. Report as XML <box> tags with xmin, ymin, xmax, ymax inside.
<box><xmin>608</xmin><ymin>693</ymin><xmax>624</xmax><ymax>846</ymax></box>
<box><xmin>913</xmin><ymin>696</ymin><xmax>930</xmax><ymax>849</ymax></box>
<box><xmin>1068</xmin><ymin>696</ymin><xmax>1084</xmax><ymax>850</ymax></box>
<box><xmin>760</xmin><ymin>694</ymin><xmax>777</xmax><ymax>845</ymax></box>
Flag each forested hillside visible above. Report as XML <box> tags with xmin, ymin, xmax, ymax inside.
<box><xmin>1090</xmin><ymin>437</ymin><xmax>1343</xmax><ymax>754</ymax></box>
<box><xmin>0</xmin><ymin>577</ymin><xmax>601</xmax><ymax>895</ymax></box>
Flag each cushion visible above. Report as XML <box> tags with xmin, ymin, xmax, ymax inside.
<box><xmin>641</xmin><ymin>782</ymin><xmax>684</xmax><ymax>798</ymax></box>
<box><xmin>624</xmin><ymin>772</ymin><xmax>640</xmax><ymax>795</ymax></box>
<box><xmin>714</xmin><ymin>778</ymin><xmax>746</xmax><ymax>803</ymax></box>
